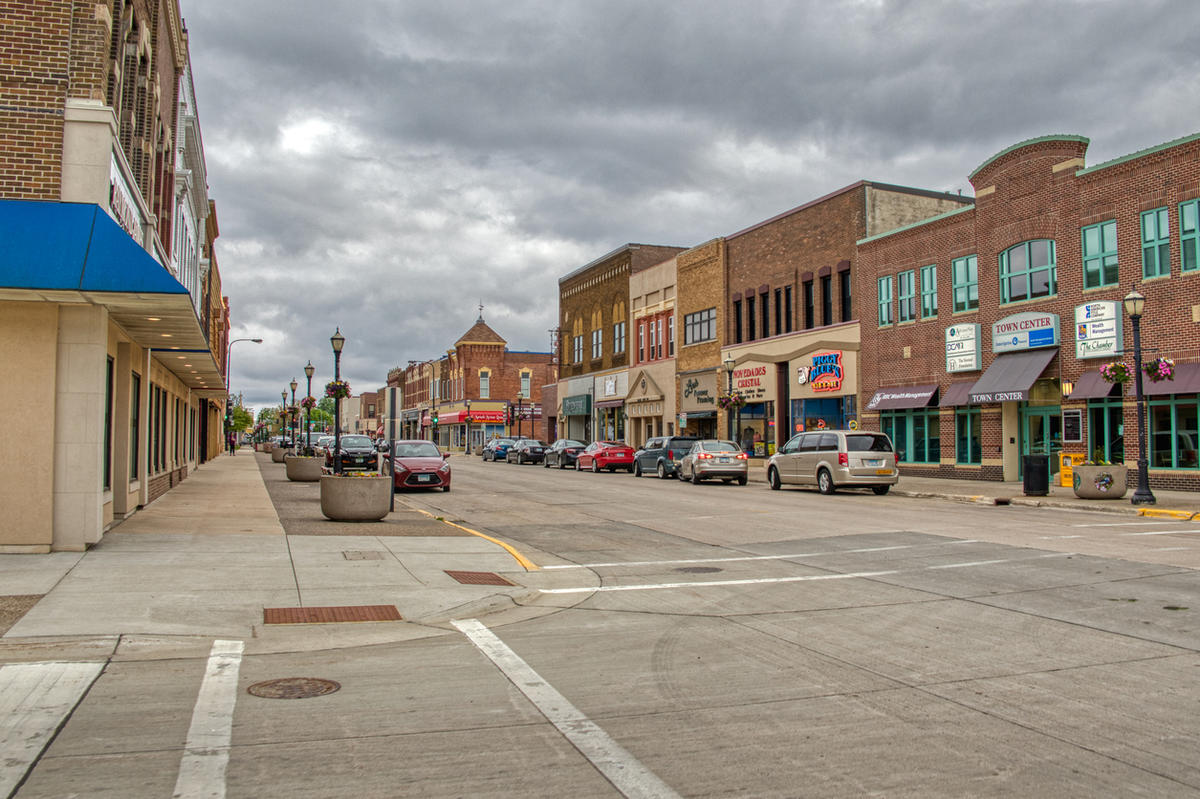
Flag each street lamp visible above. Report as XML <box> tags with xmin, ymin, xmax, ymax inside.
<box><xmin>289</xmin><ymin>378</ymin><xmax>298</xmax><ymax>454</ymax></box>
<box><xmin>331</xmin><ymin>328</ymin><xmax>345</xmax><ymax>474</ymax></box>
<box><xmin>723</xmin><ymin>356</ymin><xmax>736</xmax><ymax>441</ymax></box>
<box><xmin>281</xmin><ymin>390</ymin><xmax>288</xmax><ymax>449</ymax></box>
<box><xmin>224</xmin><ymin>336</ymin><xmax>262</xmax><ymax>451</ymax></box>
<box><xmin>464</xmin><ymin>397</ymin><xmax>472</xmax><ymax>454</ymax></box>
<box><xmin>304</xmin><ymin>361</ymin><xmax>315</xmax><ymax>454</ymax></box>
<box><xmin>1124</xmin><ymin>289</ymin><xmax>1155</xmax><ymax>505</ymax></box>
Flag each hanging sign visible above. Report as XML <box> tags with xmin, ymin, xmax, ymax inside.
<box><xmin>945</xmin><ymin>323</ymin><xmax>981</xmax><ymax>373</ymax></box>
<box><xmin>1074</xmin><ymin>301</ymin><xmax>1123</xmax><ymax>360</ymax></box>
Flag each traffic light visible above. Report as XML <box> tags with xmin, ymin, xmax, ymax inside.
<box><xmin>431</xmin><ymin>410</ymin><xmax>439</xmax><ymax>427</ymax></box>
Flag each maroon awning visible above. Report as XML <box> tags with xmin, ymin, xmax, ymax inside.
<box><xmin>594</xmin><ymin>399</ymin><xmax>624</xmax><ymax>409</ymax></box>
<box><xmin>939</xmin><ymin>381</ymin><xmax>977</xmax><ymax>407</ymax></box>
<box><xmin>1143</xmin><ymin>362</ymin><xmax>1200</xmax><ymax>396</ymax></box>
<box><xmin>1068</xmin><ymin>370</ymin><xmax>1119</xmax><ymax>400</ymax></box>
<box><xmin>865</xmin><ymin>384</ymin><xmax>938</xmax><ymax>411</ymax></box>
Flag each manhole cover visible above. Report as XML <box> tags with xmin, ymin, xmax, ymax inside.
<box><xmin>675</xmin><ymin>566</ymin><xmax>722</xmax><ymax>574</ymax></box>
<box><xmin>247</xmin><ymin>678</ymin><xmax>341</xmax><ymax>699</ymax></box>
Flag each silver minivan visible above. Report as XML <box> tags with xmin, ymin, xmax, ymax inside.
<box><xmin>766</xmin><ymin>430</ymin><xmax>899</xmax><ymax>494</ymax></box>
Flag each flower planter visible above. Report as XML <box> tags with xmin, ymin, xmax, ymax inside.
<box><xmin>271</xmin><ymin>447</ymin><xmax>289</xmax><ymax>463</ymax></box>
<box><xmin>1072</xmin><ymin>464</ymin><xmax>1128</xmax><ymax>499</ymax></box>
<box><xmin>262</xmin><ymin>442</ymin><xmax>273</xmax><ymax>453</ymax></box>
<box><xmin>285</xmin><ymin>455</ymin><xmax>323</xmax><ymax>482</ymax></box>
<box><xmin>320</xmin><ymin>475</ymin><xmax>391</xmax><ymax>522</ymax></box>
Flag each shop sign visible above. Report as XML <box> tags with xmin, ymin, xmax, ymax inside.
<box><xmin>733</xmin><ymin>362</ymin><xmax>774</xmax><ymax>402</ymax></box>
<box><xmin>796</xmin><ymin>351</ymin><xmax>844</xmax><ymax>393</ymax></box>
<box><xmin>680</xmin><ymin>373</ymin><xmax>717</xmax><ymax>412</ymax></box>
<box><xmin>562</xmin><ymin>394</ymin><xmax>592</xmax><ymax>416</ymax></box>
<box><xmin>945</xmin><ymin>323</ymin><xmax>981</xmax><ymax>373</ymax></box>
<box><xmin>109</xmin><ymin>155</ymin><xmax>144</xmax><ymax>241</ymax></box>
<box><xmin>992</xmin><ymin>311</ymin><xmax>1059</xmax><ymax>353</ymax></box>
<box><xmin>603</xmin><ymin>376</ymin><xmax>617</xmax><ymax>397</ymax></box>
<box><xmin>1074</xmin><ymin>302</ymin><xmax>1123</xmax><ymax>360</ymax></box>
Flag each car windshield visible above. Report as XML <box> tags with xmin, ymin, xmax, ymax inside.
<box><xmin>395</xmin><ymin>442</ymin><xmax>441</xmax><ymax>457</ymax></box>
<box><xmin>702</xmin><ymin>441</ymin><xmax>739</xmax><ymax>452</ymax></box>
<box><xmin>494</xmin><ymin>439</ymin><xmax>514</xmax><ymax>446</ymax></box>
<box><xmin>341</xmin><ymin>436</ymin><xmax>371</xmax><ymax>447</ymax></box>
<box><xmin>524</xmin><ymin>441</ymin><xmax>546</xmax><ymax>447</ymax></box>
<box><xmin>846</xmin><ymin>434</ymin><xmax>893</xmax><ymax>452</ymax></box>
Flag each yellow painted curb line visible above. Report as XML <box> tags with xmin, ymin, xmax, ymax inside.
<box><xmin>1137</xmin><ymin>508</ymin><xmax>1196</xmax><ymax>521</ymax></box>
<box><xmin>413</xmin><ymin>508</ymin><xmax>539</xmax><ymax>571</ymax></box>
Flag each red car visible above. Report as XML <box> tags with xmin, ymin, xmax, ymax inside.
<box><xmin>382</xmin><ymin>440</ymin><xmax>452</xmax><ymax>491</ymax></box>
<box><xmin>575</xmin><ymin>441</ymin><xmax>635</xmax><ymax>473</ymax></box>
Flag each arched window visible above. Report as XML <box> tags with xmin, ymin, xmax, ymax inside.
<box><xmin>999</xmin><ymin>240</ymin><xmax>1056</xmax><ymax>303</ymax></box>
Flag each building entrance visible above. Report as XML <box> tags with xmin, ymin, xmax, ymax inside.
<box><xmin>1020</xmin><ymin>404</ymin><xmax>1062</xmax><ymax>477</ymax></box>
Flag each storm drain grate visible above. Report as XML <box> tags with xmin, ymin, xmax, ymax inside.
<box><xmin>343</xmin><ymin>550</ymin><xmax>385</xmax><ymax>560</ymax></box>
<box><xmin>263</xmin><ymin>605</ymin><xmax>402</xmax><ymax>624</ymax></box>
<box><xmin>247</xmin><ymin>677</ymin><xmax>340</xmax><ymax>699</ymax></box>
<box><xmin>445</xmin><ymin>570</ymin><xmax>515</xmax><ymax>586</ymax></box>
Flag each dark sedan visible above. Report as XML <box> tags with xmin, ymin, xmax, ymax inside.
<box><xmin>482</xmin><ymin>438</ymin><xmax>516</xmax><ymax>461</ymax></box>
<box><xmin>324</xmin><ymin>434</ymin><xmax>378</xmax><ymax>471</ymax></box>
<box><xmin>507</xmin><ymin>439</ymin><xmax>547</xmax><ymax>464</ymax></box>
<box><xmin>543</xmin><ymin>439</ymin><xmax>585</xmax><ymax>469</ymax></box>
<box><xmin>383</xmin><ymin>440</ymin><xmax>451</xmax><ymax>492</ymax></box>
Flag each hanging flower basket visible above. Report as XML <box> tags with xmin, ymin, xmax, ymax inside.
<box><xmin>1099</xmin><ymin>362</ymin><xmax>1130</xmax><ymax>385</ymax></box>
<box><xmin>1143</xmin><ymin>357</ymin><xmax>1175</xmax><ymax>383</ymax></box>
<box><xmin>717</xmin><ymin>392</ymin><xmax>747</xmax><ymax>411</ymax></box>
<box><xmin>325</xmin><ymin>380</ymin><xmax>352</xmax><ymax>399</ymax></box>
<box><xmin>300</xmin><ymin>396</ymin><xmax>317</xmax><ymax>411</ymax></box>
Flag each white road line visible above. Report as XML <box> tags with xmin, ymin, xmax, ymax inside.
<box><xmin>539</xmin><ymin>570</ymin><xmax>900</xmax><ymax>594</ymax></box>
<box><xmin>928</xmin><ymin>553</ymin><xmax>1071</xmax><ymax>570</ymax></box>
<box><xmin>452</xmin><ymin>619</ymin><xmax>680</xmax><ymax>799</ymax></box>
<box><xmin>1038</xmin><ymin>535</ymin><xmax>1083</xmax><ymax>539</ymax></box>
<box><xmin>0</xmin><ymin>660</ymin><xmax>105</xmax><ymax>796</ymax></box>
<box><xmin>1072</xmin><ymin>521</ymin><xmax>1177</xmax><ymax>527</ymax></box>
<box><xmin>173</xmin><ymin>639</ymin><xmax>245</xmax><ymax>799</ymax></box>
<box><xmin>1119</xmin><ymin>529</ymin><xmax>1200</xmax><ymax>537</ymax></box>
<box><xmin>542</xmin><ymin>540</ymin><xmax>981</xmax><ymax>571</ymax></box>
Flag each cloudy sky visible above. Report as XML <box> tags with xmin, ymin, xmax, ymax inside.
<box><xmin>182</xmin><ymin>0</ymin><xmax>1200</xmax><ymax>413</ymax></box>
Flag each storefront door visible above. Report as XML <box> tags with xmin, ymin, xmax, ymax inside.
<box><xmin>1020</xmin><ymin>405</ymin><xmax>1062</xmax><ymax>476</ymax></box>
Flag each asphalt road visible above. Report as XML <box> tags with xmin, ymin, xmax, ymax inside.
<box><xmin>11</xmin><ymin>457</ymin><xmax>1200</xmax><ymax>798</ymax></box>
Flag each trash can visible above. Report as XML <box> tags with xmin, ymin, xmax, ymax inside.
<box><xmin>1023</xmin><ymin>454</ymin><xmax>1050</xmax><ymax>496</ymax></box>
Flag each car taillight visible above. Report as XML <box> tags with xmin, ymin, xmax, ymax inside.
<box><xmin>838</xmin><ymin>453</ymin><xmax>849</xmax><ymax>466</ymax></box>
<box><xmin>736</xmin><ymin>453</ymin><xmax>748</xmax><ymax>460</ymax></box>
<box><xmin>697</xmin><ymin>453</ymin><xmax>713</xmax><ymax>460</ymax></box>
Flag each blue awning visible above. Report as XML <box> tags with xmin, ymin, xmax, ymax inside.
<box><xmin>0</xmin><ymin>200</ymin><xmax>224</xmax><ymax>395</ymax></box>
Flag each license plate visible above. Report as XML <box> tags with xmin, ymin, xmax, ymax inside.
<box><xmin>719</xmin><ymin>457</ymin><xmax>730</xmax><ymax>463</ymax></box>
<box><xmin>418</xmin><ymin>474</ymin><xmax>433</xmax><ymax>482</ymax></box>
<box><xmin>865</xmin><ymin>459</ymin><xmax>882</xmax><ymax>467</ymax></box>
<box><xmin>875</xmin><ymin>469</ymin><xmax>891</xmax><ymax>475</ymax></box>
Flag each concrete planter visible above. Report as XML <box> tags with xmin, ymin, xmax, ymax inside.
<box><xmin>285</xmin><ymin>455</ymin><xmax>323</xmax><ymax>482</ymax></box>
<box><xmin>262</xmin><ymin>442</ymin><xmax>274</xmax><ymax>453</ymax></box>
<box><xmin>271</xmin><ymin>447</ymin><xmax>289</xmax><ymax>463</ymax></box>
<box><xmin>320</xmin><ymin>475</ymin><xmax>390</xmax><ymax>522</ymax></box>
<box><xmin>1072</xmin><ymin>464</ymin><xmax>1128</xmax><ymax>499</ymax></box>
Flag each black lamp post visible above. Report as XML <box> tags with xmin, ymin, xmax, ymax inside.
<box><xmin>281</xmin><ymin>391</ymin><xmax>288</xmax><ymax>448</ymax></box>
<box><xmin>289</xmin><ymin>378</ymin><xmax>298</xmax><ymax>453</ymax></box>
<box><xmin>304</xmin><ymin>361</ymin><xmax>315</xmax><ymax>454</ymax></box>
<box><xmin>464</xmin><ymin>397</ymin><xmax>471</xmax><ymax>454</ymax></box>
<box><xmin>331</xmin><ymin>328</ymin><xmax>345</xmax><ymax>474</ymax></box>
<box><xmin>723</xmin><ymin>356</ymin><xmax>736</xmax><ymax>441</ymax></box>
<box><xmin>1124</xmin><ymin>289</ymin><xmax>1156</xmax><ymax>505</ymax></box>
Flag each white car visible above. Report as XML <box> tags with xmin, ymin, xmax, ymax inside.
<box><xmin>313</xmin><ymin>435</ymin><xmax>335</xmax><ymax>457</ymax></box>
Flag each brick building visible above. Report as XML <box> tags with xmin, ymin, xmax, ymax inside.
<box><xmin>556</xmin><ymin>244</ymin><xmax>685</xmax><ymax>441</ymax></box>
<box><xmin>716</xmin><ymin>182</ymin><xmax>970</xmax><ymax>454</ymax></box>
<box><xmin>0</xmin><ymin>1</ymin><xmax>228</xmax><ymax>552</ymax></box>
<box><xmin>626</xmin><ymin>255</ymin><xmax>679</xmax><ymax>447</ymax></box>
<box><xmin>858</xmin><ymin>132</ymin><xmax>1200</xmax><ymax>491</ymax></box>
<box><xmin>674</xmin><ymin>239</ymin><xmax>727</xmax><ymax>439</ymax></box>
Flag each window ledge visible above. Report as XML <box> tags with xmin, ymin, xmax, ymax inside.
<box><xmin>999</xmin><ymin>294</ymin><xmax>1058</xmax><ymax>309</ymax></box>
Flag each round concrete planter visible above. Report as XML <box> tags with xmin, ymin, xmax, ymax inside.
<box><xmin>271</xmin><ymin>447</ymin><xmax>289</xmax><ymax>463</ymax></box>
<box><xmin>320</xmin><ymin>475</ymin><xmax>390</xmax><ymax>522</ymax></box>
<box><xmin>1072</xmin><ymin>464</ymin><xmax>1128</xmax><ymax>499</ymax></box>
<box><xmin>262</xmin><ymin>442</ymin><xmax>274</xmax><ymax>453</ymax></box>
<box><xmin>285</xmin><ymin>455</ymin><xmax>323</xmax><ymax>482</ymax></box>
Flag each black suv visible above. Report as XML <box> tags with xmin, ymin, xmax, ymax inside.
<box><xmin>633</xmin><ymin>435</ymin><xmax>699</xmax><ymax>478</ymax></box>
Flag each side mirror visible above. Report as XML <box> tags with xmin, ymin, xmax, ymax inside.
<box><xmin>442</xmin><ymin>452</ymin><xmax>450</xmax><ymax>460</ymax></box>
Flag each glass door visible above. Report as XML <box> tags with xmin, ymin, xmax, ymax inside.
<box><xmin>1020</xmin><ymin>405</ymin><xmax>1062</xmax><ymax>476</ymax></box>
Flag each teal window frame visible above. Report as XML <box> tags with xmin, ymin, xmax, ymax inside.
<box><xmin>1141</xmin><ymin>207</ymin><xmax>1170</xmax><ymax>279</ymax></box>
<box><xmin>955</xmin><ymin>407</ymin><xmax>981</xmax><ymax>464</ymax></box>
<box><xmin>877</xmin><ymin>276</ymin><xmax>893</xmax><ymax>327</ymax></box>
<box><xmin>1087</xmin><ymin>396</ymin><xmax>1124</xmax><ymax>464</ymax></box>
<box><xmin>920</xmin><ymin>264</ymin><xmax>937</xmax><ymax>318</ymax></box>
<box><xmin>1148</xmin><ymin>395</ymin><xmax>1199</xmax><ymax>470</ymax></box>
<box><xmin>1081</xmin><ymin>220</ymin><xmax>1118</xmax><ymax>289</ymax></box>
<box><xmin>1181</xmin><ymin>200</ymin><xmax>1198</xmax><ymax>273</ymax></box>
<box><xmin>951</xmin><ymin>255</ymin><xmax>978</xmax><ymax>312</ymax></box>
<box><xmin>999</xmin><ymin>239</ymin><xmax>1056</xmax><ymax>303</ymax></box>
<box><xmin>879</xmin><ymin>408</ymin><xmax>940</xmax><ymax>464</ymax></box>
<box><xmin>897</xmin><ymin>270</ymin><xmax>916</xmax><ymax>323</ymax></box>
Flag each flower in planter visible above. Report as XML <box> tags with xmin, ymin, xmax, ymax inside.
<box><xmin>1099</xmin><ymin>361</ymin><xmax>1130</xmax><ymax>384</ymax></box>
<box><xmin>325</xmin><ymin>380</ymin><xmax>352</xmax><ymax>399</ymax></box>
<box><xmin>1143</xmin><ymin>356</ymin><xmax>1175</xmax><ymax>383</ymax></box>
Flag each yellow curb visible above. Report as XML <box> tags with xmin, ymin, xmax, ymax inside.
<box><xmin>1137</xmin><ymin>508</ymin><xmax>1195</xmax><ymax>520</ymax></box>
<box><xmin>412</xmin><ymin>508</ymin><xmax>539</xmax><ymax>571</ymax></box>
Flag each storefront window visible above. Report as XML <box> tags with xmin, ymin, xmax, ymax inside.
<box><xmin>1087</xmin><ymin>398</ymin><xmax>1124</xmax><ymax>463</ymax></box>
<box><xmin>956</xmin><ymin>407</ymin><xmax>981</xmax><ymax>464</ymax></box>
<box><xmin>1149</xmin><ymin>397</ymin><xmax>1200</xmax><ymax>469</ymax></box>
<box><xmin>880</xmin><ymin>408</ymin><xmax>939</xmax><ymax>463</ymax></box>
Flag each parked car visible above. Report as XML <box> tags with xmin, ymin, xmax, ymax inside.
<box><xmin>507</xmin><ymin>439</ymin><xmax>547</xmax><ymax>464</ymax></box>
<box><xmin>382</xmin><ymin>440</ymin><xmax>451</xmax><ymax>492</ymax></box>
<box><xmin>313</xmin><ymin>435</ymin><xmax>335</xmax><ymax>457</ymax></box>
<box><xmin>543</xmin><ymin>439</ymin><xmax>586</xmax><ymax>469</ymax></box>
<box><xmin>324</xmin><ymin>434</ymin><xmax>379</xmax><ymax>472</ymax></box>
<box><xmin>375</xmin><ymin>439</ymin><xmax>390</xmax><ymax>454</ymax></box>
<box><xmin>676</xmin><ymin>440</ymin><xmax>749</xmax><ymax>485</ymax></box>
<box><xmin>766</xmin><ymin>430</ymin><xmax>898</xmax><ymax>494</ymax></box>
<box><xmin>633</xmin><ymin>435</ymin><xmax>699</xmax><ymax>478</ymax></box>
<box><xmin>482</xmin><ymin>438</ymin><xmax>516</xmax><ymax>461</ymax></box>
<box><xmin>576</xmin><ymin>441</ymin><xmax>635</xmax><ymax>473</ymax></box>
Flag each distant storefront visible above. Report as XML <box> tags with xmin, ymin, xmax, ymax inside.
<box><xmin>626</xmin><ymin>363</ymin><xmax>676</xmax><ymax>446</ymax></box>
<box><xmin>593</xmin><ymin>370</ymin><xmax>628</xmax><ymax>441</ymax></box>
<box><xmin>679</xmin><ymin>370</ymin><xmax>719</xmax><ymax>438</ymax></box>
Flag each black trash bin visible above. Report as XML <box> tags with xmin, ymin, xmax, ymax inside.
<box><xmin>1023</xmin><ymin>454</ymin><xmax>1050</xmax><ymax>496</ymax></box>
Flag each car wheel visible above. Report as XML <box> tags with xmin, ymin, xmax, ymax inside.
<box><xmin>871</xmin><ymin>485</ymin><xmax>891</xmax><ymax>495</ymax></box>
<box><xmin>737</xmin><ymin>475</ymin><xmax>748</xmax><ymax>486</ymax></box>
<box><xmin>633</xmin><ymin>461</ymin><xmax>642</xmax><ymax>477</ymax></box>
<box><xmin>517</xmin><ymin>454</ymin><xmax>524</xmax><ymax>465</ymax></box>
<box><xmin>817</xmin><ymin>468</ymin><xmax>836</xmax><ymax>495</ymax></box>
<box><xmin>442</xmin><ymin>485</ymin><xmax>450</xmax><ymax>492</ymax></box>
<box><xmin>691</xmin><ymin>469</ymin><xmax>701</xmax><ymax>485</ymax></box>
<box><xmin>592</xmin><ymin>459</ymin><xmax>600</xmax><ymax>473</ymax></box>
<box><xmin>575</xmin><ymin>459</ymin><xmax>582</xmax><ymax>471</ymax></box>
<box><xmin>657</xmin><ymin>462</ymin><xmax>668</xmax><ymax>479</ymax></box>
<box><xmin>767</xmin><ymin>467</ymin><xmax>781</xmax><ymax>491</ymax></box>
